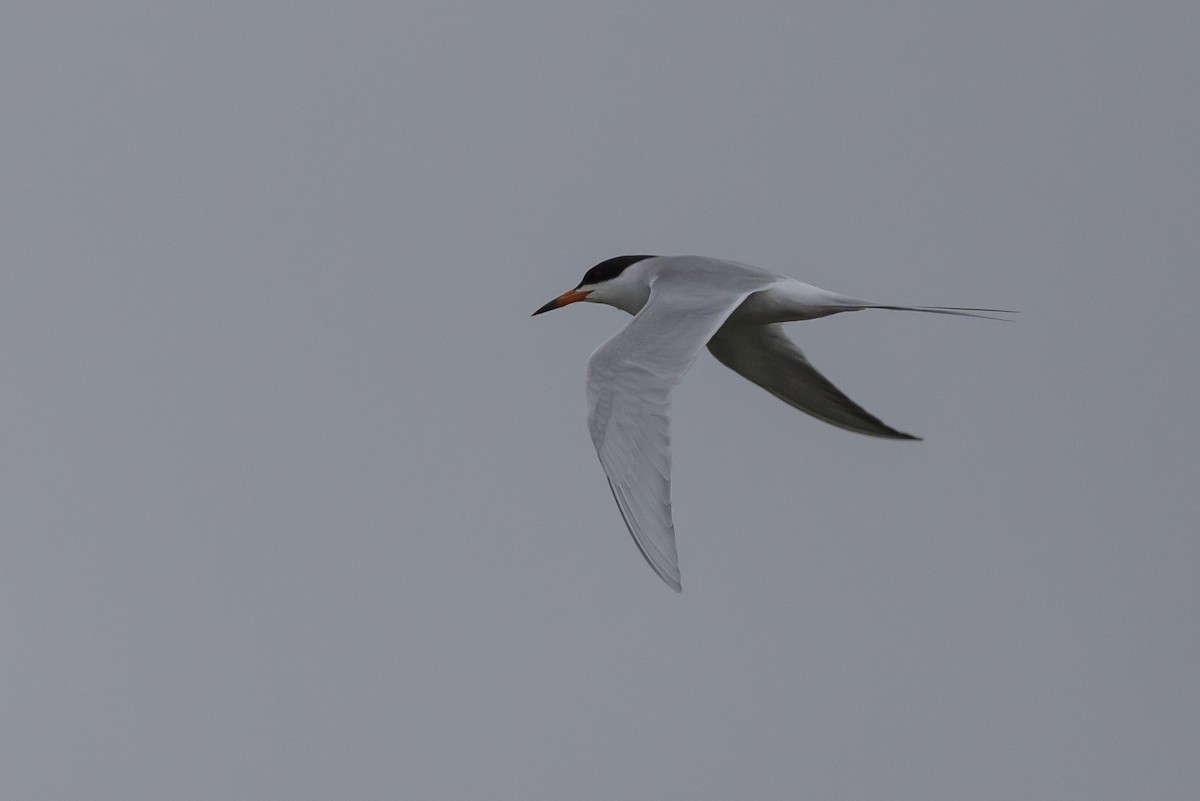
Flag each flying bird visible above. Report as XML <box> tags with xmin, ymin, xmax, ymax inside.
<box><xmin>533</xmin><ymin>255</ymin><xmax>1011</xmax><ymax>591</ymax></box>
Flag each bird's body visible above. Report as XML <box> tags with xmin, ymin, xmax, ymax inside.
<box><xmin>534</xmin><ymin>255</ymin><xmax>1011</xmax><ymax>591</ymax></box>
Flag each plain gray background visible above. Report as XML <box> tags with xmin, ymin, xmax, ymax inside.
<box><xmin>3</xmin><ymin>2</ymin><xmax>1197</xmax><ymax>798</ymax></box>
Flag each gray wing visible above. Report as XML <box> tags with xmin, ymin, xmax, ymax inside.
<box><xmin>707</xmin><ymin>323</ymin><xmax>920</xmax><ymax>440</ymax></box>
<box><xmin>587</xmin><ymin>261</ymin><xmax>779</xmax><ymax>591</ymax></box>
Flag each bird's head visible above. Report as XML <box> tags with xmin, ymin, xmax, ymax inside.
<box><xmin>532</xmin><ymin>255</ymin><xmax>657</xmax><ymax>317</ymax></box>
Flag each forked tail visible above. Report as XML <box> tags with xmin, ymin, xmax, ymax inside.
<box><xmin>860</xmin><ymin>304</ymin><xmax>1016</xmax><ymax>321</ymax></box>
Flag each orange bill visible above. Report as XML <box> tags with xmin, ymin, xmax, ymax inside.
<box><xmin>532</xmin><ymin>288</ymin><xmax>592</xmax><ymax>316</ymax></box>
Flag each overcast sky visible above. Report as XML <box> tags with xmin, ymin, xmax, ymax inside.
<box><xmin>3</xmin><ymin>2</ymin><xmax>1198</xmax><ymax>799</ymax></box>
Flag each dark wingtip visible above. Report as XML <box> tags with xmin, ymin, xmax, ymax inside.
<box><xmin>871</xmin><ymin>426</ymin><xmax>921</xmax><ymax>441</ymax></box>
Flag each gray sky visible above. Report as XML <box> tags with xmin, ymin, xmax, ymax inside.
<box><xmin>3</xmin><ymin>2</ymin><xmax>1198</xmax><ymax>799</ymax></box>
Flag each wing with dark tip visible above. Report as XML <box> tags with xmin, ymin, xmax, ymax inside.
<box><xmin>707</xmin><ymin>323</ymin><xmax>920</xmax><ymax>440</ymax></box>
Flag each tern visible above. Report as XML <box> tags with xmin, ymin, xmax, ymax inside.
<box><xmin>533</xmin><ymin>255</ymin><xmax>1011</xmax><ymax>591</ymax></box>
